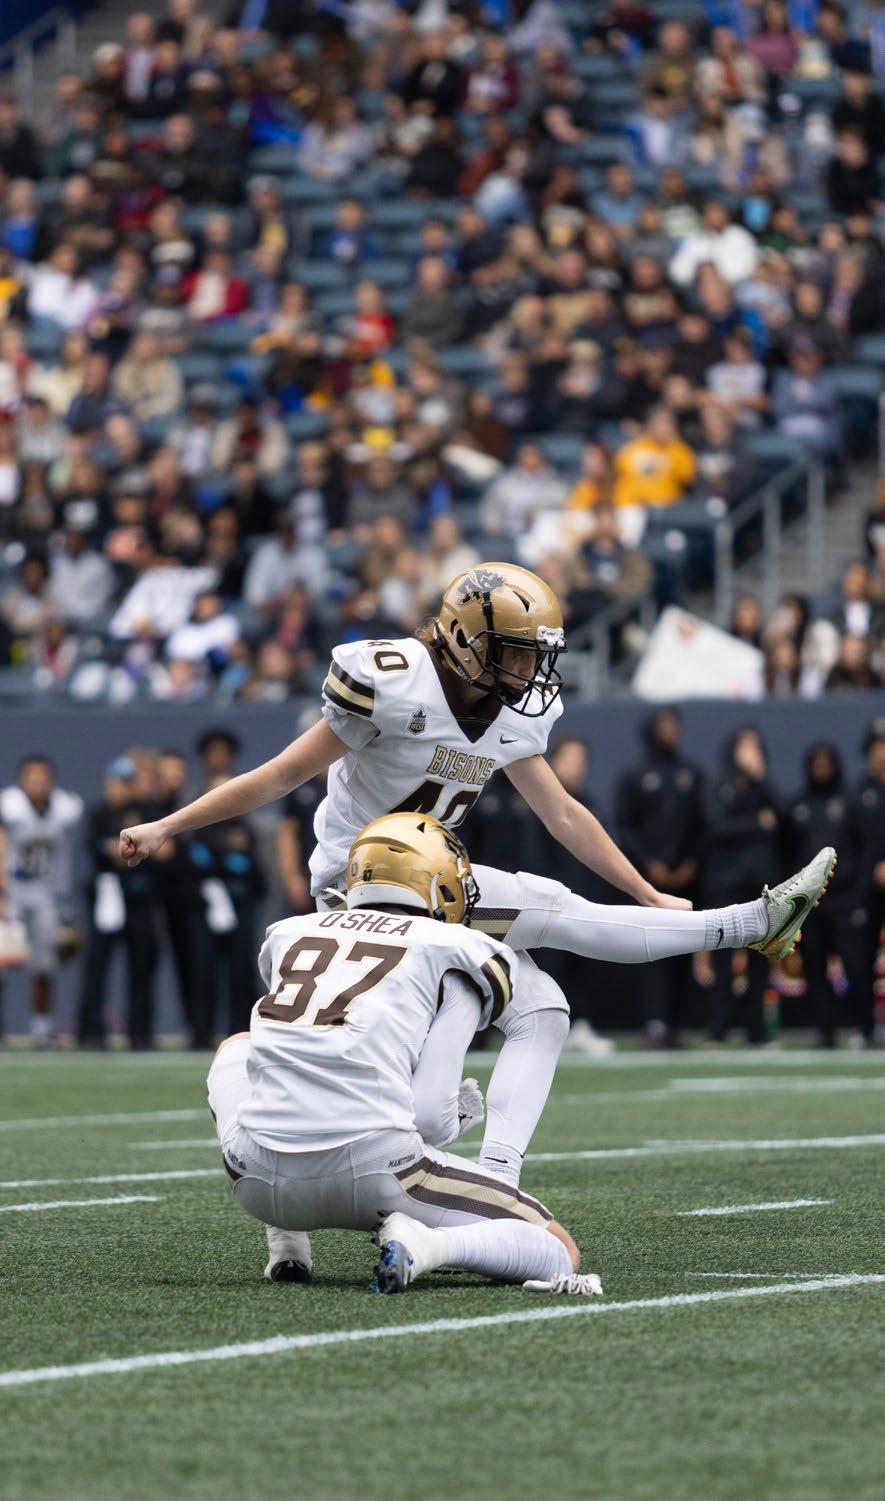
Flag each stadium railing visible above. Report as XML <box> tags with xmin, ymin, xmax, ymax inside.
<box><xmin>0</xmin><ymin>6</ymin><xmax>78</xmax><ymax>115</ymax></box>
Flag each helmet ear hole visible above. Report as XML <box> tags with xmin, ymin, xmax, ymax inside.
<box><xmin>439</xmin><ymin>883</ymin><xmax>455</xmax><ymax>904</ymax></box>
<box><xmin>454</xmin><ymin>626</ymin><xmax>468</xmax><ymax>649</ymax></box>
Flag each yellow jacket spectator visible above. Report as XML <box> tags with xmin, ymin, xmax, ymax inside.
<box><xmin>613</xmin><ymin>408</ymin><xmax>696</xmax><ymax>510</ymax></box>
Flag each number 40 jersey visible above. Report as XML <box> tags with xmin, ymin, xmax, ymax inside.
<box><xmin>310</xmin><ymin>636</ymin><xmax>562</xmax><ymax>894</ymax></box>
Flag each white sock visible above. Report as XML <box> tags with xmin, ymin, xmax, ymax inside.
<box><xmin>703</xmin><ymin>898</ymin><xmax>767</xmax><ymax>950</ymax></box>
<box><xmin>443</xmin><ymin>1220</ymin><xmax>573</xmax><ymax>1284</ymax></box>
<box><xmin>30</xmin><ymin>1013</ymin><xmax>52</xmax><ymax>1038</ymax></box>
<box><xmin>478</xmin><ymin>1005</ymin><xmax>569</xmax><ymax>1187</ymax></box>
<box><xmin>266</xmin><ymin>1225</ymin><xmax>312</xmax><ymax>1270</ymax></box>
<box><xmin>541</xmin><ymin>893</ymin><xmax>767</xmax><ymax>962</ymax></box>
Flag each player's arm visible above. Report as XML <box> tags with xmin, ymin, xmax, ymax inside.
<box><xmin>506</xmin><ymin>754</ymin><xmax>693</xmax><ymax>911</ymax></box>
<box><xmin>412</xmin><ymin>972</ymin><xmax>483</xmax><ymax>1149</ymax></box>
<box><xmin>119</xmin><ymin>720</ymin><xmax>346</xmax><ymax>868</ymax></box>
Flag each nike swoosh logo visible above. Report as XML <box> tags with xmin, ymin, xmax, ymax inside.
<box><xmin>716</xmin><ymin>926</ymin><xmax>724</xmax><ymax>948</ymax></box>
<box><xmin>767</xmin><ymin>893</ymin><xmax>810</xmax><ymax>945</ymax></box>
<box><xmin>500</xmin><ymin>735</ymin><xmax>518</xmax><ymax>745</ymax></box>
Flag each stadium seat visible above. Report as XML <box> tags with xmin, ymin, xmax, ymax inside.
<box><xmin>359</xmin><ymin>258</ymin><xmax>413</xmax><ymax>289</ymax></box>
<box><xmin>580</xmin><ymin>137</ymin><xmax>632</xmax><ymax>165</ymax></box>
<box><xmin>855</xmin><ymin>335</ymin><xmax>885</xmax><ymax>368</ymax></box>
<box><xmin>25</xmin><ymin>322</ymin><xmax>63</xmax><ymax>359</ymax></box>
<box><xmin>248</xmin><ymin>145</ymin><xmax>300</xmax><ymax>175</ymax></box>
<box><xmin>439</xmin><ymin>348</ymin><xmax>491</xmax><ymax>378</ymax></box>
<box><xmin>536</xmin><ymin>434</ymin><xmax>585</xmax><ymax>472</ymax></box>
<box><xmin>285</xmin><ymin>411</ymin><xmax>330</xmax><ymax>441</ymax></box>
<box><xmin>746</xmin><ymin>432</ymin><xmax>805</xmax><ymax>469</ymax></box>
<box><xmin>176</xmin><ymin>352</ymin><xmax>224</xmax><ymax>385</ymax></box>
<box><xmin>279</xmin><ymin>175</ymin><xmax>341</xmax><ymax>205</ymax></box>
<box><xmin>288</xmin><ymin>260</ymin><xmax>350</xmax><ymax>290</ymax></box>
<box><xmin>196</xmin><ymin>323</ymin><xmax>255</xmax><ymax>354</ymax></box>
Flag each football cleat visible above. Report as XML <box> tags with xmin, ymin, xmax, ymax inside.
<box><xmin>523</xmin><ymin>1272</ymin><xmax>604</xmax><ymax>1296</ymax></box>
<box><xmin>749</xmin><ymin>846</ymin><xmax>837</xmax><ymax>959</ymax></box>
<box><xmin>264</xmin><ymin>1226</ymin><xmax>312</xmax><ymax>1284</ymax></box>
<box><xmin>562</xmin><ymin>1019</ymin><xmax>615</xmax><ymax>1057</ymax></box>
<box><xmin>265</xmin><ymin>1258</ymin><xmax>312</xmax><ymax>1284</ymax></box>
<box><xmin>370</xmin><ymin>1212</ymin><xmax>443</xmax><ymax>1292</ymax></box>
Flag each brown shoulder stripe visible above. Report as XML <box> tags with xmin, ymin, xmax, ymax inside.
<box><xmin>324</xmin><ymin>662</ymin><xmax>375</xmax><ymax>718</ymax></box>
<box><xmin>480</xmin><ymin>953</ymin><xmax>512</xmax><ymax>1023</ymax></box>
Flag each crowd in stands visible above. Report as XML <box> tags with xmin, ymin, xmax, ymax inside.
<box><xmin>0</xmin><ymin>0</ymin><xmax>882</xmax><ymax>702</ymax></box>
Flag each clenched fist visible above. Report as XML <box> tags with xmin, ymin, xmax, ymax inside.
<box><xmin>119</xmin><ymin>820</ymin><xmax>168</xmax><ymax>867</ymax></box>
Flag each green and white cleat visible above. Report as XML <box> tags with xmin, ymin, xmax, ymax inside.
<box><xmin>750</xmin><ymin>846</ymin><xmax>837</xmax><ymax>960</ymax></box>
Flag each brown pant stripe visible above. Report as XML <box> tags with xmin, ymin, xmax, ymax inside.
<box><xmin>397</xmin><ymin>1156</ymin><xmax>552</xmax><ymax>1224</ymax></box>
<box><xmin>405</xmin><ymin>1182</ymin><xmax>521</xmax><ymax>1222</ymax></box>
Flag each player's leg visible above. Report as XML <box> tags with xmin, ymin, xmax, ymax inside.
<box><xmin>24</xmin><ymin>893</ymin><xmax>58</xmax><ymax>1045</ymax></box>
<box><xmin>364</xmin><ymin>1142</ymin><xmax>600</xmax><ymax>1295</ymax></box>
<box><xmin>471</xmin><ymin>847</ymin><xmax>836</xmax><ymax>966</ymax></box>
<box><xmin>477</xmin><ymin>951</ymin><xmax>570</xmax><ymax>1188</ymax></box>
<box><xmin>206</xmin><ymin>1035</ymin><xmax>314</xmax><ymax>1282</ymax></box>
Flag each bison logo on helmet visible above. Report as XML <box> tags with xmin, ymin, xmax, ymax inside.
<box><xmin>455</xmin><ymin>568</ymin><xmax>505</xmax><ymax>605</ymax></box>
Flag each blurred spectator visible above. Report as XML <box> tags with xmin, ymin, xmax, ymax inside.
<box><xmin>182</xmin><ymin>248</ymin><xmax>248</xmax><ymax>321</ymax></box>
<box><xmin>77</xmin><ymin>756</ymin><xmax>158</xmax><ymax>1049</ymax></box>
<box><xmin>616</xmin><ymin>708</ymin><xmax>706</xmax><ymax>1046</ymax></box>
<box><xmin>2</xmin><ymin>552</ymin><xmax>56</xmax><ymax>641</ymax></box>
<box><xmin>785</xmin><ymin>743</ymin><xmax>872</xmax><ymax>1045</ymax></box>
<box><xmin>482</xmin><ymin>442</ymin><xmax>568</xmax><ymax>543</ymax></box>
<box><xmin>297</xmin><ymin>98</ymin><xmax>373</xmax><ymax>181</ymax></box>
<box><xmin>243</xmin><ymin>508</ymin><xmax>328</xmax><ymax>616</ymax></box>
<box><xmin>111</xmin><ymin>329</ymin><xmax>183</xmax><ymax>421</ymax></box>
<box><xmin>575</xmin><ymin>505</ymin><xmax>654</xmax><ymax>618</ymax></box>
<box><xmin>827</xmin><ymin>129</ymin><xmax>879</xmax><ymax>216</ymax></box>
<box><xmin>27</xmin><ymin>243</ymin><xmax>99</xmax><ymax>329</ymax></box>
<box><xmin>669</xmin><ymin>200</ymin><xmax>758</xmax><ymax>288</ymax></box>
<box><xmin>825</xmin><ymin>634</ymin><xmax>882</xmax><ymax>691</ymax></box>
<box><xmin>858</xmin><ymin>719</ymin><xmax>885</xmax><ymax>1032</ymax></box>
<box><xmin>771</xmin><ymin>339</ymin><xmax>843</xmax><ymax>460</ymax></box>
<box><xmin>613</xmin><ymin>407</ymin><xmax>696</xmax><ymax>537</ymax></box>
<box><xmin>49</xmin><ymin>514</ymin><xmax>114</xmax><ymax>626</ymax></box>
<box><xmin>210</xmin><ymin>395</ymin><xmax>288</xmax><ymax>479</ymax></box>
<box><xmin>401</xmin><ymin>256</ymin><xmax>463</xmax><ymax>347</ymax></box>
<box><xmin>705</xmin><ymin>327</ymin><xmax>767</xmax><ymax>429</ymax></box>
<box><xmin>704</xmin><ymin>727</ymin><xmax>781</xmax><ymax>1045</ymax></box>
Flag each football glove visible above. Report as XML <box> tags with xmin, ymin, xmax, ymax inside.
<box><xmin>457</xmin><ymin>1076</ymin><xmax>485</xmax><ymax>1137</ymax></box>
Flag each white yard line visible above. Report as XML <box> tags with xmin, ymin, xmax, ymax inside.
<box><xmin>0</xmin><ymin>1169</ymin><xmax>217</xmax><ymax>1191</ymax></box>
<box><xmin>0</xmin><ymin>1274</ymin><xmax>882</xmax><ymax>1392</ymax></box>
<box><xmin>0</xmin><ymin>1109</ymin><xmax>206</xmax><ymax>1134</ymax></box>
<box><xmin>130</xmin><ymin>1139</ymin><xmax>218</xmax><ymax>1151</ymax></box>
<box><xmin>554</xmin><ymin>1077</ymin><xmax>885</xmax><ymax>1105</ymax></box>
<box><xmin>526</xmin><ymin>1133</ymin><xmax>885</xmax><ymax>1163</ymax></box>
<box><xmin>676</xmin><ymin>1199</ymin><xmax>833</xmax><ymax>1218</ymax></box>
<box><xmin>687</xmin><ymin>1272</ymin><xmax>845</xmax><ymax>1279</ymax></box>
<box><xmin>0</xmin><ymin>1194</ymin><xmax>160</xmax><ymax>1214</ymax></box>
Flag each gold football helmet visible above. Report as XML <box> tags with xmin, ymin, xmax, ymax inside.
<box><xmin>434</xmin><ymin>563</ymin><xmax>566</xmax><ymax>716</ymax></box>
<box><xmin>346</xmin><ymin>813</ymin><xmax>479</xmax><ymax>923</ymax></box>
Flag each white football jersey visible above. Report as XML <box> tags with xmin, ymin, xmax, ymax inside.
<box><xmin>238</xmin><ymin>905</ymin><xmax>516</xmax><ymax>1152</ymax></box>
<box><xmin>0</xmin><ymin>785</ymin><xmax>83</xmax><ymax>895</ymax></box>
<box><xmin>310</xmin><ymin>635</ymin><xmax>563</xmax><ymax>891</ymax></box>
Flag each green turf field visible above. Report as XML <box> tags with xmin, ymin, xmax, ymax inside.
<box><xmin>1</xmin><ymin>1048</ymin><xmax>883</xmax><ymax>1501</ymax></box>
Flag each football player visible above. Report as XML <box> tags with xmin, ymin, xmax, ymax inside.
<box><xmin>208</xmin><ymin>813</ymin><xmax>601</xmax><ymax>1296</ymax></box>
<box><xmin>123</xmin><ymin>563</ymin><xmax>835</xmax><ymax>1273</ymax></box>
<box><xmin>0</xmin><ymin>755</ymin><xmax>83</xmax><ymax>1045</ymax></box>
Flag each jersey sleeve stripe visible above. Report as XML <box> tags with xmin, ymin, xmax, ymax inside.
<box><xmin>323</xmin><ymin>673</ymin><xmax>374</xmax><ymax>719</ymax></box>
<box><xmin>331</xmin><ymin>663</ymin><xmax>376</xmax><ymax>702</ymax></box>
<box><xmin>480</xmin><ymin>954</ymin><xmax>512</xmax><ymax>1024</ymax></box>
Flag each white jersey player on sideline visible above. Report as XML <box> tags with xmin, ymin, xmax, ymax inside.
<box><xmin>208</xmin><ymin>813</ymin><xmax>601</xmax><ymax>1296</ymax></box>
<box><xmin>0</xmin><ymin>755</ymin><xmax>83</xmax><ymax>1044</ymax></box>
<box><xmin>123</xmin><ymin>563</ymin><xmax>836</xmax><ymax>1280</ymax></box>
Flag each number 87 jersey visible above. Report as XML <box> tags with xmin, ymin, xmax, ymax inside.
<box><xmin>309</xmin><ymin>635</ymin><xmax>562</xmax><ymax>896</ymax></box>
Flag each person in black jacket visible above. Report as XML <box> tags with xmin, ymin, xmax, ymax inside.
<box><xmin>77</xmin><ymin>757</ymin><xmax>159</xmax><ymax>1048</ymax></box>
<box><xmin>524</xmin><ymin>738</ymin><xmax>615</xmax><ymax>1054</ymax></box>
<box><xmin>154</xmin><ymin>748</ymin><xmax>202</xmax><ymax>1041</ymax></box>
<box><xmin>188</xmin><ymin>780</ymin><xmax>267</xmax><ymax>1046</ymax></box>
<box><xmin>704</xmin><ymin>728</ymin><xmax>782</xmax><ymax>1045</ymax></box>
<box><xmin>785</xmin><ymin>742</ymin><xmax>870</xmax><ymax>1046</ymax></box>
<box><xmin>615</xmin><ymin>708</ymin><xmax>706</xmax><ymax>1045</ymax></box>
<box><xmin>856</xmin><ymin>718</ymin><xmax>885</xmax><ymax>1040</ymax></box>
